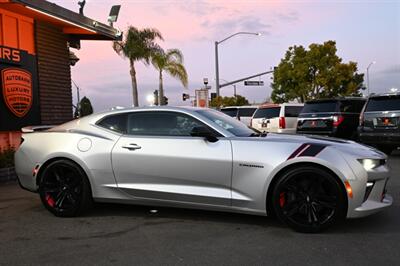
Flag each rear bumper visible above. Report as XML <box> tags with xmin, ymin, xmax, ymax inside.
<box><xmin>358</xmin><ymin>131</ymin><xmax>400</xmax><ymax>145</ymax></box>
<box><xmin>296</xmin><ymin>129</ymin><xmax>336</xmax><ymax>136</ymax></box>
<box><xmin>14</xmin><ymin>148</ymin><xmax>38</xmax><ymax>192</ymax></box>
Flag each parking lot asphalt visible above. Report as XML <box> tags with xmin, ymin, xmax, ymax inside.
<box><xmin>1</xmin><ymin>150</ymin><xmax>399</xmax><ymax>266</ymax></box>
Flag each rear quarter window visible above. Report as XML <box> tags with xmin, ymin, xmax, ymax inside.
<box><xmin>238</xmin><ymin>108</ymin><xmax>257</xmax><ymax>117</ymax></box>
<box><xmin>284</xmin><ymin>106</ymin><xmax>303</xmax><ymax>117</ymax></box>
<box><xmin>97</xmin><ymin>114</ymin><xmax>127</xmax><ymax>133</ymax></box>
<box><xmin>339</xmin><ymin>100</ymin><xmax>366</xmax><ymax>113</ymax></box>
<box><xmin>221</xmin><ymin>108</ymin><xmax>238</xmax><ymax>117</ymax></box>
<box><xmin>365</xmin><ymin>96</ymin><xmax>400</xmax><ymax>112</ymax></box>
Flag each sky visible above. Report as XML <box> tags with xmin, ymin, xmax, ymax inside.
<box><xmin>53</xmin><ymin>0</ymin><xmax>400</xmax><ymax>112</ymax></box>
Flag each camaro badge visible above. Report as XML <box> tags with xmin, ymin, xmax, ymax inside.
<box><xmin>2</xmin><ymin>68</ymin><xmax>33</xmax><ymax>117</ymax></box>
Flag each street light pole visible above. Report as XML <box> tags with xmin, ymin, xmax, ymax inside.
<box><xmin>214</xmin><ymin>32</ymin><xmax>260</xmax><ymax>98</ymax></box>
<box><xmin>214</xmin><ymin>41</ymin><xmax>220</xmax><ymax>98</ymax></box>
<box><xmin>366</xmin><ymin>61</ymin><xmax>376</xmax><ymax>96</ymax></box>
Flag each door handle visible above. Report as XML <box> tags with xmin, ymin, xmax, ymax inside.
<box><xmin>122</xmin><ymin>143</ymin><xmax>142</xmax><ymax>151</ymax></box>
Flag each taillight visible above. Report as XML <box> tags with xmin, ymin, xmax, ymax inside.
<box><xmin>279</xmin><ymin>117</ymin><xmax>286</xmax><ymax>129</ymax></box>
<box><xmin>333</xmin><ymin>115</ymin><xmax>344</xmax><ymax>127</ymax></box>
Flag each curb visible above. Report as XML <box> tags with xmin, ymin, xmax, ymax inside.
<box><xmin>0</xmin><ymin>167</ymin><xmax>17</xmax><ymax>183</ymax></box>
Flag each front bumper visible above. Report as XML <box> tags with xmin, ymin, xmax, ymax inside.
<box><xmin>348</xmin><ymin>177</ymin><xmax>392</xmax><ymax>218</ymax></box>
<box><xmin>346</xmin><ymin>162</ymin><xmax>392</xmax><ymax>218</ymax></box>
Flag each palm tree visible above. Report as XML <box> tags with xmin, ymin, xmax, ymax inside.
<box><xmin>151</xmin><ymin>49</ymin><xmax>188</xmax><ymax>105</ymax></box>
<box><xmin>113</xmin><ymin>26</ymin><xmax>163</xmax><ymax>107</ymax></box>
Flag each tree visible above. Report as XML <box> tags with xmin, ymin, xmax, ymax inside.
<box><xmin>151</xmin><ymin>48</ymin><xmax>188</xmax><ymax>105</ymax></box>
<box><xmin>74</xmin><ymin>96</ymin><xmax>93</xmax><ymax>118</ymax></box>
<box><xmin>271</xmin><ymin>40</ymin><xmax>365</xmax><ymax>103</ymax></box>
<box><xmin>113</xmin><ymin>26</ymin><xmax>163</xmax><ymax>107</ymax></box>
<box><xmin>209</xmin><ymin>95</ymin><xmax>249</xmax><ymax>108</ymax></box>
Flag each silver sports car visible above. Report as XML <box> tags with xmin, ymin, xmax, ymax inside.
<box><xmin>15</xmin><ymin>106</ymin><xmax>392</xmax><ymax>232</ymax></box>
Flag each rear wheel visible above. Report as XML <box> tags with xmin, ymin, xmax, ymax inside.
<box><xmin>272</xmin><ymin>166</ymin><xmax>346</xmax><ymax>233</ymax></box>
<box><xmin>38</xmin><ymin>160</ymin><xmax>92</xmax><ymax>217</ymax></box>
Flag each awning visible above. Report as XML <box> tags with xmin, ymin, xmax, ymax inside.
<box><xmin>0</xmin><ymin>0</ymin><xmax>121</xmax><ymax>41</ymax></box>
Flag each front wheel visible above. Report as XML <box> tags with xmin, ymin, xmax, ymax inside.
<box><xmin>272</xmin><ymin>166</ymin><xmax>346</xmax><ymax>233</ymax></box>
<box><xmin>38</xmin><ymin>160</ymin><xmax>92</xmax><ymax>217</ymax></box>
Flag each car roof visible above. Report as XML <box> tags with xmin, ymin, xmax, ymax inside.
<box><xmin>306</xmin><ymin>97</ymin><xmax>366</xmax><ymax>103</ymax></box>
<box><xmin>369</xmin><ymin>92</ymin><xmax>400</xmax><ymax>98</ymax></box>
<box><xmin>221</xmin><ymin>105</ymin><xmax>258</xmax><ymax>109</ymax></box>
<box><xmin>258</xmin><ymin>103</ymin><xmax>304</xmax><ymax>109</ymax></box>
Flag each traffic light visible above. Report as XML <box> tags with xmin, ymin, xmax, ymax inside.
<box><xmin>182</xmin><ymin>93</ymin><xmax>190</xmax><ymax>101</ymax></box>
<box><xmin>153</xmin><ymin>90</ymin><xmax>159</xmax><ymax>105</ymax></box>
<box><xmin>163</xmin><ymin>96</ymin><xmax>168</xmax><ymax>105</ymax></box>
<box><xmin>210</xmin><ymin>92</ymin><xmax>217</xmax><ymax>101</ymax></box>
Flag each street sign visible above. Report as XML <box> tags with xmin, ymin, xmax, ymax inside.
<box><xmin>244</xmin><ymin>80</ymin><xmax>264</xmax><ymax>86</ymax></box>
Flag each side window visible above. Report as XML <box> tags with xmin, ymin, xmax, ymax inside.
<box><xmin>285</xmin><ymin>106</ymin><xmax>303</xmax><ymax>117</ymax></box>
<box><xmin>127</xmin><ymin>111</ymin><xmax>210</xmax><ymax>137</ymax></box>
<box><xmin>97</xmin><ymin>114</ymin><xmax>127</xmax><ymax>133</ymax></box>
<box><xmin>340</xmin><ymin>100</ymin><xmax>366</xmax><ymax>113</ymax></box>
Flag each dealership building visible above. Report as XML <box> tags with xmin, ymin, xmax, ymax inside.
<box><xmin>0</xmin><ymin>0</ymin><xmax>120</xmax><ymax>150</ymax></box>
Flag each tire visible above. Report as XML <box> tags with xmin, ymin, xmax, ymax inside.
<box><xmin>38</xmin><ymin>160</ymin><xmax>92</xmax><ymax>217</ymax></box>
<box><xmin>377</xmin><ymin>145</ymin><xmax>394</xmax><ymax>155</ymax></box>
<box><xmin>272</xmin><ymin>166</ymin><xmax>346</xmax><ymax>233</ymax></box>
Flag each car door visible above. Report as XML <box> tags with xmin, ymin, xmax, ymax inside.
<box><xmin>111</xmin><ymin>110</ymin><xmax>233</xmax><ymax>206</ymax></box>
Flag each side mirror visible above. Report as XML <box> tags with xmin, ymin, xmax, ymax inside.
<box><xmin>190</xmin><ymin>126</ymin><xmax>219</xmax><ymax>143</ymax></box>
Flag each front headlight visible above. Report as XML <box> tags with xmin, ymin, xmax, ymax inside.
<box><xmin>357</xmin><ymin>159</ymin><xmax>385</xmax><ymax>171</ymax></box>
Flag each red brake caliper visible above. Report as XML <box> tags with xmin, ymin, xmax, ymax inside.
<box><xmin>46</xmin><ymin>194</ymin><xmax>55</xmax><ymax>207</ymax></box>
<box><xmin>279</xmin><ymin>192</ymin><xmax>286</xmax><ymax>207</ymax></box>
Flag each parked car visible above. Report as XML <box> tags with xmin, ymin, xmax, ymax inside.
<box><xmin>358</xmin><ymin>92</ymin><xmax>400</xmax><ymax>154</ymax></box>
<box><xmin>251</xmin><ymin>103</ymin><xmax>304</xmax><ymax>133</ymax></box>
<box><xmin>15</xmin><ymin>106</ymin><xmax>391</xmax><ymax>233</ymax></box>
<box><xmin>297</xmin><ymin>98</ymin><xmax>366</xmax><ymax>139</ymax></box>
<box><xmin>220</xmin><ymin>106</ymin><xmax>257</xmax><ymax>126</ymax></box>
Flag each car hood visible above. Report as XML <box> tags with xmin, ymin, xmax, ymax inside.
<box><xmin>234</xmin><ymin>133</ymin><xmax>386</xmax><ymax>159</ymax></box>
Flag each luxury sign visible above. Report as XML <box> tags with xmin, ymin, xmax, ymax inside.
<box><xmin>2</xmin><ymin>68</ymin><xmax>33</xmax><ymax>117</ymax></box>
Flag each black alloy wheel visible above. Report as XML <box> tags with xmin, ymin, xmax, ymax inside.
<box><xmin>272</xmin><ymin>166</ymin><xmax>346</xmax><ymax>233</ymax></box>
<box><xmin>38</xmin><ymin>160</ymin><xmax>92</xmax><ymax>217</ymax></box>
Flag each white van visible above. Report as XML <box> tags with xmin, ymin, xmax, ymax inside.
<box><xmin>251</xmin><ymin>103</ymin><xmax>304</xmax><ymax>133</ymax></box>
<box><xmin>221</xmin><ymin>106</ymin><xmax>258</xmax><ymax>127</ymax></box>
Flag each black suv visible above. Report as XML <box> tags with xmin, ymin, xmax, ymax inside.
<box><xmin>358</xmin><ymin>92</ymin><xmax>400</xmax><ymax>154</ymax></box>
<box><xmin>297</xmin><ymin>98</ymin><xmax>366</xmax><ymax>139</ymax></box>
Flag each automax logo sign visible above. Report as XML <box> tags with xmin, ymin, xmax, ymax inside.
<box><xmin>2</xmin><ymin>68</ymin><xmax>32</xmax><ymax>117</ymax></box>
<box><xmin>0</xmin><ymin>45</ymin><xmax>40</xmax><ymax>131</ymax></box>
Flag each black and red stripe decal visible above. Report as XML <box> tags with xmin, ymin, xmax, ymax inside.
<box><xmin>287</xmin><ymin>143</ymin><xmax>327</xmax><ymax>160</ymax></box>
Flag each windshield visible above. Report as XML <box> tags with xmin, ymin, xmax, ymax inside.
<box><xmin>301</xmin><ymin>101</ymin><xmax>338</xmax><ymax>113</ymax></box>
<box><xmin>365</xmin><ymin>96</ymin><xmax>400</xmax><ymax>112</ymax></box>
<box><xmin>196</xmin><ymin>109</ymin><xmax>258</xmax><ymax>137</ymax></box>
<box><xmin>220</xmin><ymin>108</ymin><xmax>237</xmax><ymax>117</ymax></box>
<box><xmin>253</xmin><ymin>107</ymin><xmax>280</xmax><ymax>118</ymax></box>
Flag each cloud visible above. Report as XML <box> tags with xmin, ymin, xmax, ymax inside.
<box><xmin>175</xmin><ymin>0</ymin><xmax>224</xmax><ymax>17</ymax></box>
<box><xmin>274</xmin><ymin>11</ymin><xmax>299</xmax><ymax>22</ymax></box>
<box><xmin>198</xmin><ymin>16</ymin><xmax>272</xmax><ymax>41</ymax></box>
<box><xmin>378</xmin><ymin>64</ymin><xmax>400</xmax><ymax>75</ymax></box>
